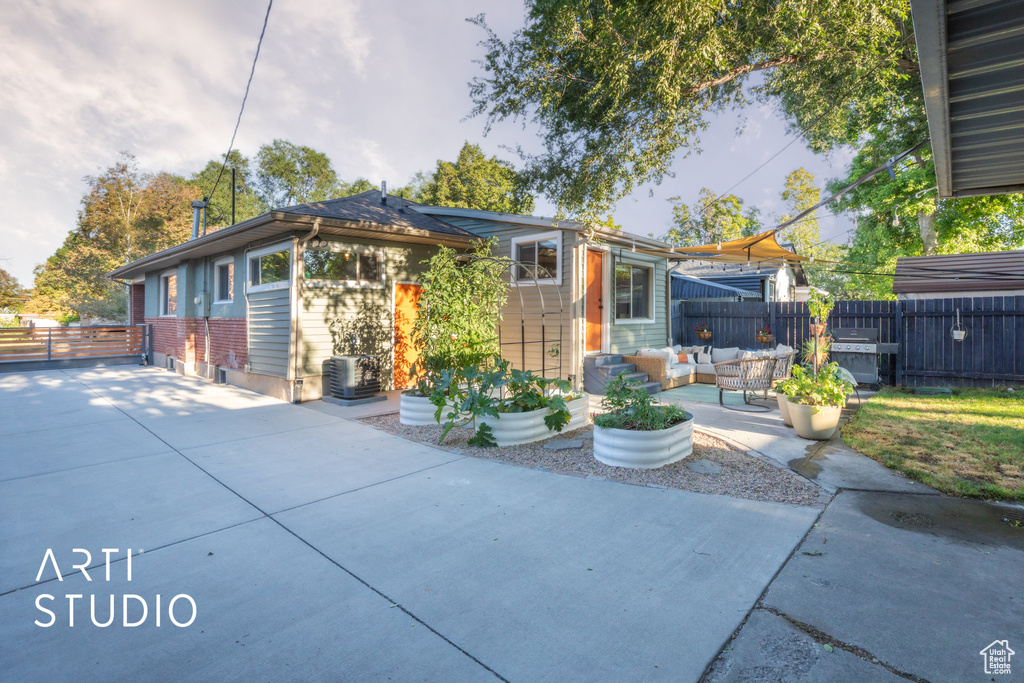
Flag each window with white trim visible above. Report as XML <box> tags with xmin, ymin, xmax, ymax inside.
<box><xmin>215</xmin><ymin>259</ymin><xmax>234</xmax><ymax>302</ymax></box>
<box><xmin>614</xmin><ymin>262</ymin><xmax>652</xmax><ymax>321</ymax></box>
<box><xmin>512</xmin><ymin>232</ymin><xmax>561</xmax><ymax>285</ymax></box>
<box><xmin>303</xmin><ymin>245</ymin><xmax>383</xmax><ymax>285</ymax></box>
<box><xmin>160</xmin><ymin>272</ymin><xmax>177</xmax><ymax>316</ymax></box>
<box><xmin>248</xmin><ymin>246</ymin><xmax>291</xmax><ymax>292</ymax></box>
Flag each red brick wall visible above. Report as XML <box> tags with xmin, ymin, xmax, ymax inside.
<box><xmin>145</xmin><ymin>317</ymin><xmax>247</xmax><ymax>370</ymax></box>
<box><xmin>130</xmin><ymin>284</ymin><xmax>145</xmax><ymax>326</ymax></box>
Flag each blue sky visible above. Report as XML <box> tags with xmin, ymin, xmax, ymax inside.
<box><xmin>0</xmin><ymin>0</ymin><xmax>855</xmax><ymax>286</ymax></box>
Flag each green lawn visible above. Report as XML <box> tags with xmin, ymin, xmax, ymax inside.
<box><xmin>842</xmin><ymin>387</ymin><xmax>1024</xmax><ymax>501</ymax></box>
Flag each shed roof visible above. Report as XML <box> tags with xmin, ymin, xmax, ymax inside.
<box><xmin>892</xmin><ymin>250</ymin><xmax>1024</xmax><ymax>293</ymax></box>
<box><xmin>108</xmin><ymin>191</ymin><xmax>478</xmax><ymax>280</ymax></box>
<box><xmin>670</xmin><ymin>274</ymin><xmax>759</xmax><ymax>300</ymax></box>
<box><xmin>911</xmin><ymin>0</ymin><xmax>1024</xmax><ymax>197</ymax></box>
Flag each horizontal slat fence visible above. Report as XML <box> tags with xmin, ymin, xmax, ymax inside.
<box><xmin>673</xmin><ymin>296</ymin><xmax>1023</xmax><ymax>387</ymax></box>
<box><xmin>0</xmin><ymin>326</ymin><xmax>146</xmax><ymax>364</ymax></box>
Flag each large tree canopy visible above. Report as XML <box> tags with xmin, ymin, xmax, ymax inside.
<box><xmin>31</xmin><ymin>153</ymin><xmax>198</xmax><ymax>317</ymax></box>
<box><xmin>0</xmin><ymin>267</ymin><xmax>24</xmax><ymax>313</ymax></box>
<box><xmin>416</xmin><ymin>142</ymin><xmax>535</xmax><ymax>214</ymax></box>
<box><xmin>469</xmin><ymin>0</ymin><xmax>915</xmax><ymax>214</ymax></box>
<box><xmin>665</xmin><ymin>188</ymin><xmax>761</xmax><ymax>247</ymax></box>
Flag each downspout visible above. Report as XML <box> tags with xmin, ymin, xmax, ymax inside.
<box><xmin>291</xmin><ymin>220</ymin><xmax>320</xmax><ymax>402</ymax></box>
<box><xmin>203</xmin><ymin>256</ymin><xmax>212</xmax><ymax>380</ymax></box>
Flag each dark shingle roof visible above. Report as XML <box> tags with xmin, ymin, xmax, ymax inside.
<box><xmin>277</xmin><ymin>190</ymin><xmax>474</xmax><ymax>238</ymax></box>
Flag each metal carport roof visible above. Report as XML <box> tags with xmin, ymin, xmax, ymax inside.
<box><xmin>911</xmin><ymin>0</ymin><xmax>1024</xmax><ymax>197</ymax></box>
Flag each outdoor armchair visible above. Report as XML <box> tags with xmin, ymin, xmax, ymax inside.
<box><xmin>712</xmin><ymin>356</ymin><xmax>778</xmax><ymax>407</ymax></box>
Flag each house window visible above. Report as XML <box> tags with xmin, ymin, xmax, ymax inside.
<box><xmin>615</xmin><ymin>263</ymin><xmax>651</xmax><ymax>321</ymax></box>
<box><xmin>303</xmin><ymin>247</ymin><xmax>382</xmax><ymax>284</ymax></box>
<box><xmin>215</xmin><ymin>260</ymin><xmax>234</xmax><ymax>302</ymax></box>
<box><xmin>160</xmin><ymin>273</ymin><xmax>177</xmax><ymax>316</ymax></box>
<box><xmin>512</xmin><ymin>232</ymin><xmax>561</xmax><ymax>284</ymax></box>
<box><xmin>248</xmin><ymin>247</ymin><xmax>290</xmax><ymax>291</ymax></box>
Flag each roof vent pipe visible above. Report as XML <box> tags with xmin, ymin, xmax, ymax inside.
<box><xmin>190</xmin><ymin>200</ymin><xmax>207</xmax><ymax>240</ymax></box>
<box><xmin>380</xmin><ymin>181</ymin><xmax>387</xmax><ymax>204</ymax></box>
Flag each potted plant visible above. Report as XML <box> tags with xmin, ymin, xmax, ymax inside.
<box><xmin>592</xmin><ymin>373</ymin><xmax>693</xmax><ymax>469</ymax></box>
<box><xmin>400</xmin><ymin>239</ymin><xmax>510</xmax><ymax>426</ymax></box>
<box><xmin>755</xmin><ymin>325</ymin><xmax>773</xmax><ymax>343</ymax></box>
<box><xmin>773</xmin><ymin>374</ymin><xmax>800</xmax><ymax>427</ymax></box>
<box><xmin>807</xmin><ymin>290</ymin><xmax>834</xmax><ymax>336</ymax></box>
<box><xmin>694</xmin><ymin>323</ymin><xmax>712</xmax><ymax>341</ymax></box>
<box><xmin>477</xmin><ymin>366</ymin><xmax>588</xmax><ymax>446</ymax></box>
<box><xmin>801</xmin><ymin>335</ymin><xmax>831</xmax><ymax>367</ymax></box>
<box><xmin>786</xmin><ymin>363</ymin><xmax>854</xmax><ymax>440</ymax></box>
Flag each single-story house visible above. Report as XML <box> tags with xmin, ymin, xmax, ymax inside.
<box><xmin>110</xmin><ymin>188</ymin><xmax>674</xmax><ymax>402</ymax></box>
<box><xmin>893</xmin><ymin>250</ymin><xmax>1024</xmax><ymax>299</ymax></box>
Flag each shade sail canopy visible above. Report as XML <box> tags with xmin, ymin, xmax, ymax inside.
<box><xmin>662</xmin><ymin>230</ymin><xmax>812</xmax><ymax>265</ymax></box>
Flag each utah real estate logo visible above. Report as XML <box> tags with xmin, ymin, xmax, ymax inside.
<box><xmin>980</xmin><ymin>640</ymin><xmax>1014</xmax><ymax>676</ymax></box>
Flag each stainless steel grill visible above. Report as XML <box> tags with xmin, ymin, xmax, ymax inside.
<box><xmin>831</xmin><ymin>328</ymin><xmax>881</xmax><ymax>389</ymax></box>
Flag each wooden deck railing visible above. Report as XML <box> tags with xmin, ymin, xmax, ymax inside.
<box><xmin>0</xmin><ymin>326</ymin><xmax>146</xmax><ymax>363</ymax></box>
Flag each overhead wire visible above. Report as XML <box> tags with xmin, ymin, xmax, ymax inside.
<box><xmin>205</xmin><ymin>0</ymin><xmax>274</xmax><ymax>206</ymax></box>
<box><xmin>670</xmin><ymin>34</ymin><xmax>917</xmax><ymax>232</ymax></box>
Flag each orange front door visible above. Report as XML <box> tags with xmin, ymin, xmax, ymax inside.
<box><xmin>585</xmin><ymin>250</ymin><xmax>604</xmax><ymax>352</ymax></box>
<box><xmin>393</xmin><ymin>283</ymin><xmax>422</xmax><ymax>388</ymax></box>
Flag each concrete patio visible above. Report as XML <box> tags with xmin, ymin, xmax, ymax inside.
<box><xmin>0</xmin><ymin>367</ymin><xmax>819</xmax><ymax>682</ymax></box>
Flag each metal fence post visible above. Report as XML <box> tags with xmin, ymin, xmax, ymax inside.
<box><xmin>47</xmin><ymin>328</ymin><xmax>52</xmax><ymax>361</ymax></box>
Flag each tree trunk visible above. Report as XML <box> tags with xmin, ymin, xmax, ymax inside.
<box><xmin>917</xmin><ymin>210</ymin><xmax>937</xmax><ymax>255</ymax></box>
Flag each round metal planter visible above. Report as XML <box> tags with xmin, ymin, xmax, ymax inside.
<box><xmin>593</xmin><ymin>417</ymin><xmax>694</xmax><ymax>469</ymax></box>
<box><xmin>399</xmin><ymin>391</ymin><xmax>439</xmax><ymax>426</ymax></box>
<box><xmin>478</xmin><ymin>394</ymin><xmax>590</xmax><ymax>447</ymax></box>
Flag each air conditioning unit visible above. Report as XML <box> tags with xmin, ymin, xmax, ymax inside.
<box><xmin>329</xmin><ymin>355</ymin><xmax>381</xmax><ymax>400</ymax></box>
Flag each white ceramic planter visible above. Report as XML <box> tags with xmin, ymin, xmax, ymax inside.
<box><xmin>478</xmin><ymin>394</ymin><xmax>590</xmax><ymax>447</ymax></box>
<box><xmin>593</xmin><ymin>417</ymin><xmax>693</xmax><ymax>469</ymax></box>
<box><xmin>788</xmin><ymin>398</ymin><xmax>842</xmax><ymax>440</ymax></box>
<box><xmin>777</xmin><ymin>394</ymin><xmax>793</xmax><ymax>426</ymax></box>
<box><xmin>399</xmin><ymin>391</ymin><xmax>440</xmax><ymax>426</ymax></box>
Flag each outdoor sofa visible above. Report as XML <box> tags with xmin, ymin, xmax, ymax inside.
<box><xmin>625</xmin><ymin>343</ymin><xmax>797</xmax><ymax>391</ymax></box>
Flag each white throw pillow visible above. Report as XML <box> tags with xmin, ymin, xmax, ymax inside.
<box><xmin>672</xmin><ymin>344</ymin><xmax>683</xmax><ymax>353</ymax></box>
<box><xmin>697</xmin><ymin>352</ymin><xmax>712</xmax><ymax>364</ymax></box>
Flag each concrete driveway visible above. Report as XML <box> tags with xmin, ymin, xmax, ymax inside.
<box><xmin>0</xmin><ymin>367</ymin><xmax>818</xmax><ymax>682</ymax></box>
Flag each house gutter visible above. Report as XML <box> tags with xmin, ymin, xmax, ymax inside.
<box><xmin>290</xmin><ymin>220</ymin><xmax>320</xmax><ymax>402</ymax></box>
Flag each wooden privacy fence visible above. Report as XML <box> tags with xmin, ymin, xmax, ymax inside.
<box><xmin>672</xmin><ymin>296</ymin><xmax>1024</xmax><ymax>387</ymax></box>
<box><xmin>0</xmin><ymin>326</ymin><xmax>147</xmax><ymax>364</ymax></box>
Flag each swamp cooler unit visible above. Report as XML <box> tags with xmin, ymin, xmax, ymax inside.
<box><xmin>329</xmin><ymin>355</ymin><xmax>381</xmax><ymax>400</ymax></box>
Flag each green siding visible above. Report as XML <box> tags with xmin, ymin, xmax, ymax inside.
<box><xmin>609</xmin><ymin>253</ymin><xmax>670</xmax><ymax>354</ymax></box>
<box><xmin>442</xmin><ymin>216</ymin><xmax>576</xmax><ymax>379</ymax></box>
<box><xmin>298</xmin><ymin>240</ymin><xmax>437</xmax><ymax>382</ymax></box>
<box><xmin>247</xmin><ymin>287</ymin><xmax>291</xmax><ymax>377</ymax></box>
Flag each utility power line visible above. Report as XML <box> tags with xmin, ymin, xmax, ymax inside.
<box><xmin>205</xmin><ymin>0</ymin><xmax>274</xmax><ymax>206</ymax></box>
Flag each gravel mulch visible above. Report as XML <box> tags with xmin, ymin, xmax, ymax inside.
<box><xmin>359</xmin><ymin>413</ymin><xmax>825</xmax><ymax>507</ymax></box>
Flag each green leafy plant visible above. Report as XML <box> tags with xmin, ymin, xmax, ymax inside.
<box><xmin>499</xmin><ymin>367</ymin><xmax>577</xmax><ymax>432</ymax></box>
<box><xmin>807</xmin><ymin>289</ymin><xmax>835</xmax><ymax>322</ymax></box>
<box><xmin>693</xmin><ymin>322</ymin><xmax>711</xmax><ymax>333</ymax></box>
<box><xmin>593</xmin><ymin>372</ymin><xmax>689</xmax><ymax>431</ymax></box>
<box><xmin>429</xmin><ymin>358</ymin><xmax>508</xmax><ymax>446</ymax></box>
<box><xmin>787</xmin><ymin>364</ymin><xmax>854</xmax><ymax>408</ymax></box>
<box><xmin>801</xmin><ymin>335</ymin><xmax>831</xmax><ymax>365</ymax></box>
<box><xmin>410</xmin><ymin>238</ymin><xmax>510</xmax><ymax>397</ymax></box>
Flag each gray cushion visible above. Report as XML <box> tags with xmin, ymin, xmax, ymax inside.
<box><xmin>711</xmin><ymin>347</ymin><xmax>740</xmax><ymax>363</ymax></box>
<box><xmin>695</xmin><ymin>363</ymin><xmax>715</xmax><ymax>375</ymax></box>
<box><xmin>637</xmin><ymin>347</ymin><xmax>674</xmax><ymax>371</ymax></box>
